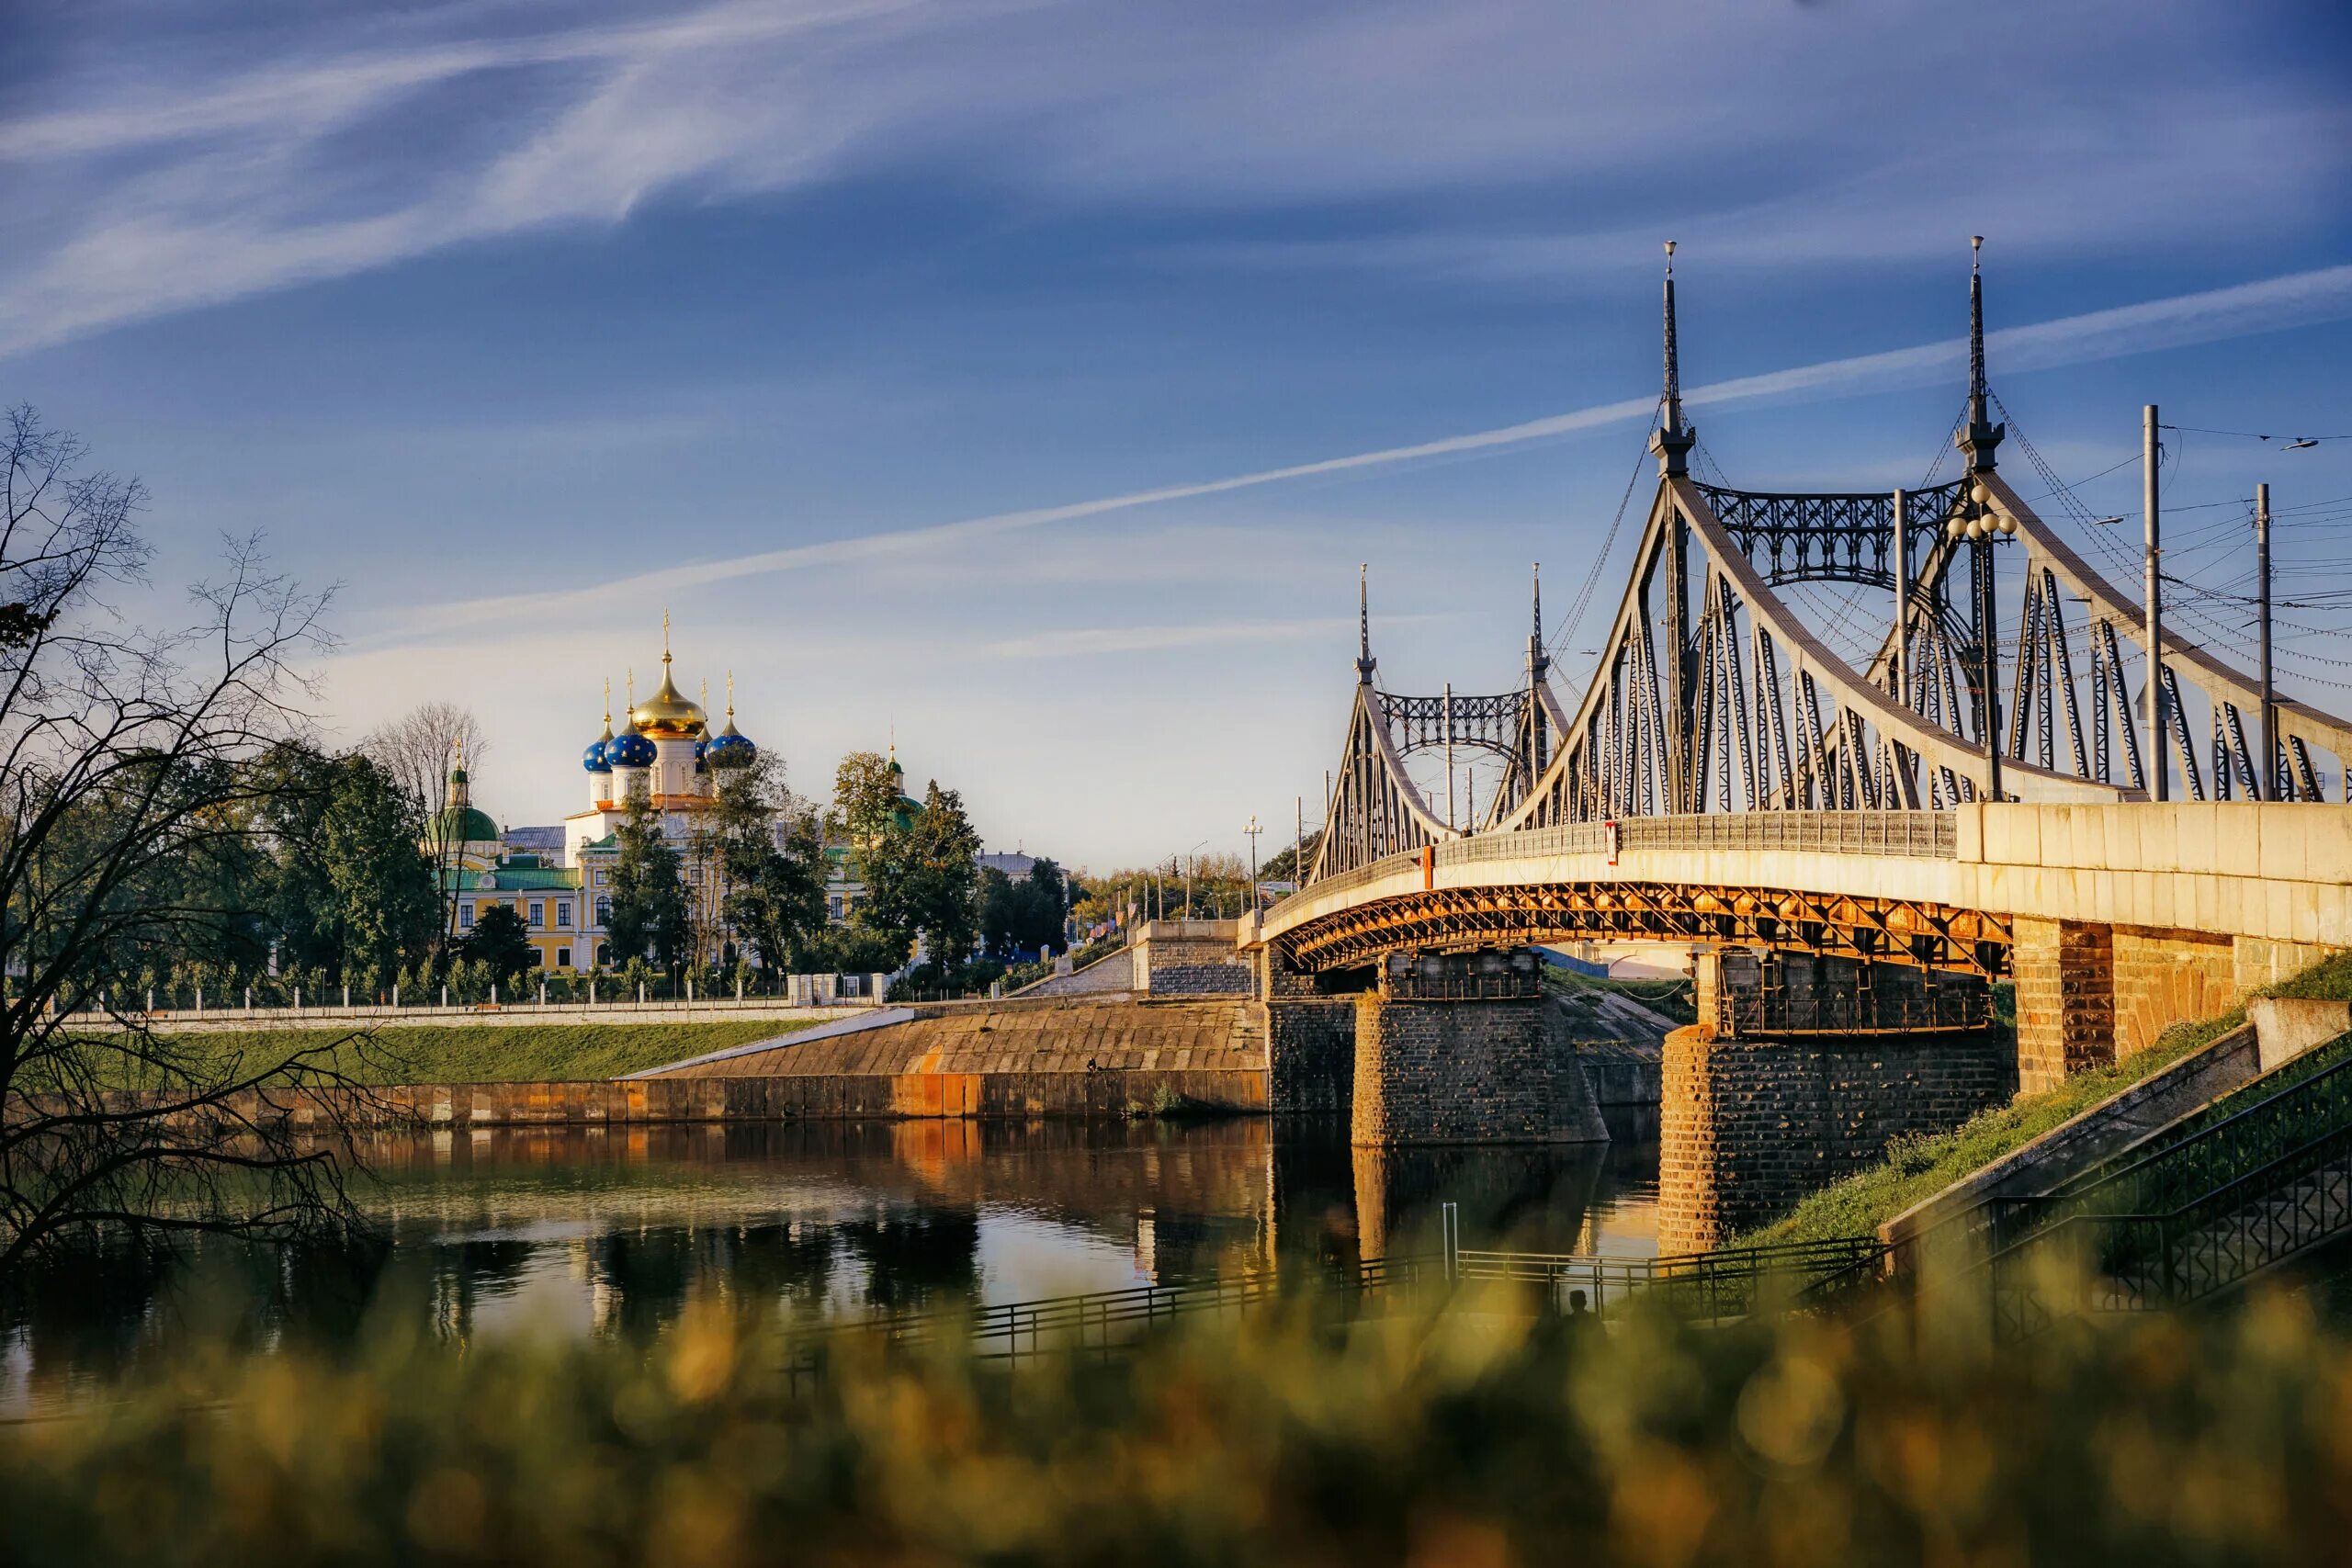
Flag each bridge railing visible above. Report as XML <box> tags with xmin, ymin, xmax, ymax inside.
<box><xmin>778</xmin><ymin>1234</ymin><xmax>1885</xmax><ymax>1386</ymax></box>
<box><xmin>1716</xmin><ymin>987</ymin><xmax>1992</xmax><ymax>1037</ymax></box>
<box><xmin>1300</xmin><ymin>810</ymin><xmax>1960</xmax><ymax>898</ymax></box>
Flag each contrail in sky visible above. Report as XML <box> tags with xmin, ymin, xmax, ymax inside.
<box><xmin>372</xmin><ymin>261</ymin><xmax>2352</xmax><ymax>644</ymax></box>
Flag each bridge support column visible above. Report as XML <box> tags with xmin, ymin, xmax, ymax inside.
<box><xmin>2010</xmin><ymin>918</ymin><xmax>2117</xmax><ymax>1094</ymax></box>
<box><xmin>1255</xmin><ymin>944</ymin><xmax>1357</xmax><ymax>1116</ymax></box>
<box><xmin>1664</xmin><ymin>949</ymin><xmax>2009</xmax><ymax>1250</ymax></box>
<box><xmin>1350</xmin><ymin>950</ymin><xmax>1607</xmax><ymax>1146</ymax></box>
<box><xmin>1659</xmin><ymin>1018</ymin><xmax>2014</xmax><ymax>1253</ymax></box>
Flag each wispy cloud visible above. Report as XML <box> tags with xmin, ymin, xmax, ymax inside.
<box><xmin>349</xmin><ymin>260</ymin><xmax>2352</xmax><ymax>646</ymax></box>
<box><xmin>3</xmin><ymin>0</ymin><xmax>2344</xmax><ymax>357</ymax></box>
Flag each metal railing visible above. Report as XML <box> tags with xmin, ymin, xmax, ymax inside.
<box><xmin>1988</xmin><ymin>1126</ymin><xmax>2352</xmax><ymax>1337</ymax></box>
<box><xmin>1841</xmin><ymin>1032</ymin><xmax>2352</xmax><ymax>1334</ymax></box>
<box><xmin>779</xmin><ymin>1227</ymin><xmax>1884</xmax><ymax>1387</ymax></box>
<box><xmin>1454</xmin><ymin>1236</ymin><xmax>1885</xmax><ymax>1322</ymax></box>
<box><xmin>1302</xmin><ymin>810</ymin><xmax>1960</xmax><ymax>898</ymax></box>
<box><xmin>1987</xmin><ymin>1041</ymin><xmax>2352</xmax><ymax>1258</ymax></box>
<box><xmin>1716</xmin><ymin>988</ymin><xmax>1992</xmax><ymax>1037</ymax></box>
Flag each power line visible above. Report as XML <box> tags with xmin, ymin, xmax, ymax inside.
<box><xmin>2159</xmin><ymin>423</ymin><xmax>2352</xmax><ymax>444</ymax></box>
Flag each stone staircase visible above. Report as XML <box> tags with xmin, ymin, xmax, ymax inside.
<box><xmin>1014</xmin><ymin>947</ymin><xmax>1135</xmax><ymax>998</ymax></box>
<box><xmin>1979</xmin><ymin>1034</ymin><xmax>2352</xmax><ymax>1333</ymax></box>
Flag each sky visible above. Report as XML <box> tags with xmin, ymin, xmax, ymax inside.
<box><xmin>4</xmin><ymin>0</ymin><xmax>2350</xmax><ymax>871</ymax></box>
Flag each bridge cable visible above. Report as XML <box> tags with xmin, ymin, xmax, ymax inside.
<box><xmin>1546</xmin><ymin>440</ymin><xmax>1654</xmax><ymax>666</ymax></box>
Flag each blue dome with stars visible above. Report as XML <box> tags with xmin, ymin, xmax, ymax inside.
<box><xmin>706</xmin><ymin>726</ymin><xmax>756</xmax><ymax>769</ymax></box>
<box><xmin>605</xmin><ymin>731</ymin><xmax>655</xmax><ymax>768</ymax></box>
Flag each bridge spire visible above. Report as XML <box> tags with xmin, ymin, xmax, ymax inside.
<box><xmin>1649</xmin><ymin>240</ymin><xmax>1695</xmax><ymax>478</ymax></box>
<box><xmin>1957</xmin><ymin>235</ymin><xmax>2005</xmax><ymax>472</ymax></box>
<box><xmin>1527</xmin><ymin>561</ymin><xmax>1549</xmax><ymax>680</ymax></box>
<box><xmin>1357</xmin><ymin>563</ymin><xmax>1377</xmax><ymax>683</ymax></box>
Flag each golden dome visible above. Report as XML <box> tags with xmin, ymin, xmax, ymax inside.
<box><xmin>630</xmin><ymin>655</ymin><xmax>707</xmax><ymax>739</ymax></box>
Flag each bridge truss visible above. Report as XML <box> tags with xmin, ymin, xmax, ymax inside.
<box><xmin>1301</xmin><ymin>255</ymin><xmax>2352</xmax><ymax>953</ymax></box>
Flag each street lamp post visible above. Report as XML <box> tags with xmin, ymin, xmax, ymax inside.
<box><xmin>1244</xmin><ymin>814</ymin><xmax>1263</xmax><ymax>907</ymax></box>
<box><xmin>1949</xmin><ymin>481</ymin><xmax>2016</xmax><ymax>801</ymax></box>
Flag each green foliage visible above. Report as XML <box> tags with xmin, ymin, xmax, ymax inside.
<box><xmin>605</xmin><ymin>797</ymin><xmax>689</xmax><ymax>973</ymax></box>
<box><xmin>11</xmin><ymin>1287</ymin><xmax>2352</xmax><ymax>1565</ymax></box>
<box><xmin>861</xmin><ymin>781</ymin><xmax>981</xmax><ymax>968</ymax></box>
<box><xmin>458</xmin><ymin>904</ymin><xmax>536</xmax><ymax>987</ymax></box>
<box><xmin>1255</xmin><ymin>830</ymin><xmax>1321</xmax><ymax>886</ymax></box>
<box><xmin>978</xmin><ymin>857</ymin><xmax>1066</xmax><ymax>960</ymax></box>
<box><xmin>703</xmin><ymin>754</ymin><xmax>829</xmax><ymax>973</ymax></box>
<box><xmin>254</xmin><ymin>743</ymin><xmax>440</xmax><ymax>984</ymax></box>
<box><xmin>799</xmin><ymin>922</ymin><xmax>908</xmax><ymax>976</ymax></box>
<box><xmin>831</xmin><ymin>750</ymin><xmax>906</xmax><ymax>843</ymax></box>
<box><xmin>2261</xmin><ymin>950</ymin><xmax>2352</xmax><ymax>1002</ymax></box>
<box><xmin>1542</xmin><ymin>964</ymin><xmax>1697</xmax><ymax>1024</ymax></box>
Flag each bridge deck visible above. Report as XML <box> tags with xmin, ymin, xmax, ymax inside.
<box><xmin>1263</xmin><ymin>803</ymin><xmax>2352</xmax><ymax>973</ymax></box>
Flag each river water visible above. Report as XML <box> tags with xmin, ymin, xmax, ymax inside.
<box><xmin>1</xmin><ymin>1112</ymin><xmax>1657</xmax><ymax>1416</ymax></box>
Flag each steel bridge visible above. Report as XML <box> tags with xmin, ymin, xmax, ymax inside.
<box><xmin>1263</xmin><ymin>250</ymin><xmax>2352</xmax><ymax>1008</ymax></box>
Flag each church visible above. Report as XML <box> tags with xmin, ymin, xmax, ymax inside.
<box><xmin>432</xmin><ymin>624</ymin><xmax>910</xmax><ymax>972</ymax></box>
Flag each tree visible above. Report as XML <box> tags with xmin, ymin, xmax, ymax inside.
<box><xmin>362</xmin><ymin>700</ymin><xmax>488</xmax><ymax>946</ymax></box>
<box><xmin>458</xmin><ymin>904</ymin><xmax>536</xmax><ymax>990</ymax></box>
<box><xmin>862</xmin><ymin>781</ymin><xmax>980</xmax><ymax>968</ymax></box>
<box><xmin>979</xmin><ymin>858</ymin><xmax>1068</xmax><ymax>960</ymax></box>
<box><xmin>706</xmin><ymin>753</ymin><xmax>828</xmax><ymax>980</ymax></box>
<box><xmin>254</xmin><ymin>744</ymin><xmax>438</xmax><ymax>984</ymax></box>
<box><xmin>1258</xmin><ymin>831</ymin><xmax>1322</xmax><ymax>888</ymax></box>
<box><xmin>0</xmin><ymin>405</ymin><xmax>370</xmax><ymax>1285</ymax></box>
<box><xmin>605</xmin><ymin>797</ymin><xmax>688</xmax><ymax>974</ymax></box>
<box><xmin>831</xmin><ymin>750</ymin><xmax>903</xmax><ymax>845</ymax></box>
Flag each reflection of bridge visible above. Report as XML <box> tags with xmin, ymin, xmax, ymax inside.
<box><xmin>1243</xmin><ymin>250</ymin><xmax>2352</xmax><ymax>1243</ymax></box>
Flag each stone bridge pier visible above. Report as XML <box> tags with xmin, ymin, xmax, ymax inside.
<box><xmin>1662</xmin><ymin>947</ymin><xmax>2013</xmax><ymax>1252</ymax></box>
<box><xmin>1349</xmin><ymin>950</ymin><xmax>1607</xmax><ymax>1147</ymax></box>
<box><xmin>1255</xmin><ymin>944</ymin><xmax>1610</xmax><ymax>1145</ymax></box>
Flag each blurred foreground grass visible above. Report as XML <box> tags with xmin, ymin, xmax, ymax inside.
<box><xmin>9</xmin><ymin>1277</ymin><xmax>2352</xmax><ymax>1567</ymax></box>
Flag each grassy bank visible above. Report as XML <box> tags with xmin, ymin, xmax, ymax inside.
<box><xmin>1747</xmin><ymin>953</ymin><xmax>2352</xmax><ymax>1248</ymax></box>
<box><xmin>1741</xmin><ymin>1011</ymin><xmax>2241</xmax><ymax>1247</ymax></box>
<box><xmin>130</xmin><ymin>1020</ymin><xmax>838</xmax><ymax>1086</ymax></box>
<box><xmin>1544</xmin><ymin>965</ymin><xmax>1698</xmax><ymax>1024</ymax></box>
<box><xmin>7</xmin><ymin>1284</ymin><xmax>2352</xmax><ymax>1565</ymax></box>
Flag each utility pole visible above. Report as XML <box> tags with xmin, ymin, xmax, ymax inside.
<box><xmin>1443</xmin><ymin>681</ymin><xmax>1456</xmax><ymax>829</ymax></box>
<box><xmin>2144</xmin><ymin>403</ymin><xmax>2166</xmax><ymax>801</ymax></box>
<box><xmin>2257</xmin><ymin>481</ymin><xmax>2275</xmax><ymax>800</ymax></box>
<box><xmin>1295</xmin><ymin>795</ymin><xmax>1305</xmax><ymax>886</ymax></box>
<box><xmin>1891</xmin><ymin>489</ymin><xmax>1910</xmax><ymax>709</ymax></box>
<box><xmin>1244</xmin><ymin>815</ymin><xmax>1262</xmax><ymax>906</ymax></box>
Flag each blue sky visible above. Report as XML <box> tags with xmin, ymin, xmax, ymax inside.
<box><xmin>4</xmin><ymin>0</ymin><xmax>2350</xmax><ymax>868</ymax></box>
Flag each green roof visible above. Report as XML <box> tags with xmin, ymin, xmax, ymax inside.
<box><xmin>433</xmin><ymin>806</ymin><xmax>501</xmax><ymax>842</ymax></box>
<box><xmin>474</xmin><ymin>866</ymin><xmax>581</xmax><ymax>891</ymax></box>
<box><xmin>437</xmin><ymin>864</ymin><xmax>582</xmax><ymax>893</ymax></box>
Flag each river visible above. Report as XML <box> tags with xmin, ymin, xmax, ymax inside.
<box><xmin>1</xmin><ymin>1111</ymin><xmax>1657</xmax><ymax>1416</ymax></box>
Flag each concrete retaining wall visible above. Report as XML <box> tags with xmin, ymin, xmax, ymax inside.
<box><xmin>25</xmin><ymin>1067</ymin><xmax>1264</xmax><ymax>1132</ymax></box>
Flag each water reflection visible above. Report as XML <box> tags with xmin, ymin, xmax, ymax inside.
<box><xmin>2</xmin><ymin>1114</ymin><xmax>1656</xmax><ymax>1415</ymax></box>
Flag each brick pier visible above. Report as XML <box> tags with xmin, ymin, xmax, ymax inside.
<box><xmin>1349</xmin><ymin>950</ymin><xmax>1608</xmax><ymax>1146</ymax></box>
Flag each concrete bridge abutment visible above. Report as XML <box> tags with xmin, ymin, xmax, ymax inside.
<box><xmin>1348</xmin><ymin>950</ymin><xmax>1608</xmax><ymax>1147</ymax></box>
<box><xmin>2010</xmin><ymin>919</ymin><xmax>2335</xmax><ymax>1094</ymax></box>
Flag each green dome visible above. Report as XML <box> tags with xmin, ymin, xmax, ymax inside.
<box><xmin>435</xmin><ymin>806</ymin><xmax>501</xmax><ymax>843</ymax></box>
